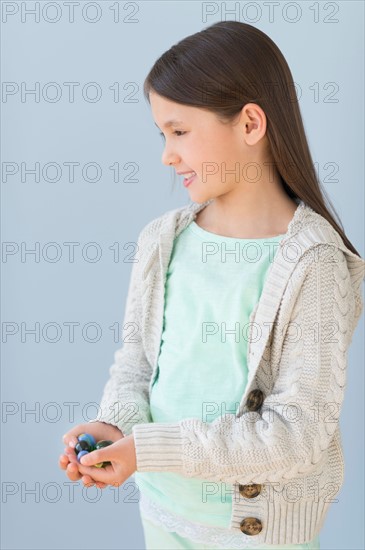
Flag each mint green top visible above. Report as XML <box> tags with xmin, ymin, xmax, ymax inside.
<box><xmin>134</xmin><ymin>220</ymin><xmax>285</xmax><ymax>528</ymax></box>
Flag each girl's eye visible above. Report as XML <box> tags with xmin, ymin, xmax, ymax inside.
<box><xmin>159</xmin><ymin>131</ymin><xmax>186</xmax><ymax>139</ymax></box>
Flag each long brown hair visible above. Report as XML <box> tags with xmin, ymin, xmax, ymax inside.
<box><xmin>143</xmin><ymin>21</ymin><xmax>362</xmax><ymax>257</ymax></box>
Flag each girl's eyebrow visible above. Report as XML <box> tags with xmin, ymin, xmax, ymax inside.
<box><xmin>154</xmin><ymin>120</ymin><xmax>183</xmax><ymax>130</ymax></box>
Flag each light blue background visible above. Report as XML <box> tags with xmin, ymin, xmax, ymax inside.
<box><xmin>1</xmin><ymin>2</ymin><xmax>364</xmax><ymax>549</ymax></box>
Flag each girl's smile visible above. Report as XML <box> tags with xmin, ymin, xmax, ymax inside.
<box><xmin>182</xmin><ymin>173</ymin><xmax>196</xmax><ymax>187</ymax></box>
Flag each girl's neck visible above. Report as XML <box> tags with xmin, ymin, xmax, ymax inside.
<box><xmin>194</xmin><ymin>195</ymin><xmax>299</xmax><ymax>239</ymax></box>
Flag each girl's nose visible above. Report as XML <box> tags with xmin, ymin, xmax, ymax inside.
<box><xmin>161</xmin><ymin>147</ymin><xmax>180</xmax><ymax>167</ymax></box>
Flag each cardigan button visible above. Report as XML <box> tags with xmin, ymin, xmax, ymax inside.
<box><xmin>238</xmin><ymin>483</ymin><xmax>262</xmax><ymax>498</ymax></box>
<box><xmin>246</xmin><ymin>389</ymin><xmax>264</xmax><ymax>411</ymax></box>
<box><xmin>239</xmin><ymin>517</ymin><xmax>262</xmax><ymax>536</ymax></box>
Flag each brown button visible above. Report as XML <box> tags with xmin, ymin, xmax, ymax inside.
<box><xmin>246</xmin><ymin>389</ymin><xmax>264</xmax><ymax>411</ymax></box>
<box><xmin>238</xmin><ymin>483</ymin><xmax>262</xmax><ymax>498</ymax></box>
<box><xmin>240</xmin><ymin>517</ymin><xmax>263</xmax><ymax>536</ymax></box>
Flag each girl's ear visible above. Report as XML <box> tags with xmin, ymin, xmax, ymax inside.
<box><xmin>242</xmin><ymin>104</ymin><xmax>267</xmax><ymax>144</ymax></box>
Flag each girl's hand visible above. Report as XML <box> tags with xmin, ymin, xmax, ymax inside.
<box><xmin>77</xmin><ymin>434</ymin><xmax>137</xmax><ymax>488</ymax></box>
<box><xmin>59</xmin><ymin>422</ymin><xmax>124</xmax><ymax>489</ymax></box>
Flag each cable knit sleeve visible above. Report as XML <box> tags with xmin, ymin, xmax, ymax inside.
<box><xmin>87</xmin><ymin>229</ymin><xmax>153</xmax><ymax>436</ymax></box>
<box><xmin>132</xmin><ymin>245</ymin><xmax>363</xmax><ymax>483</ymax></box>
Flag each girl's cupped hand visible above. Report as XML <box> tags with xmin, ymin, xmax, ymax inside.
<box><xmin>59</xmin><ymin>422</ymin><xmax>136</xmax><ymax>489</ymax></box>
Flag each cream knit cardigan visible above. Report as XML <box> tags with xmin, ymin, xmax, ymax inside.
<box><xmin>89</xmin><ymin>199</ymin><xmax>365</xmax><ymax>547</ymax></box>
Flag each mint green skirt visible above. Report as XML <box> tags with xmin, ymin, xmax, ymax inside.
<box><xmin>141</xmin><ymin>514</ymin><xmax>320</xmax><ymax>550</ymax></box>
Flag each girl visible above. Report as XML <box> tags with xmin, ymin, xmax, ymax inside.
<box><xmin>59</xmin><ymin>21</ymin><xmax>365</xmax><ymax>550</ymax></box>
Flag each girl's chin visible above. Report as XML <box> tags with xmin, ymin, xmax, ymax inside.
<box><xmin>186</xmin><ymin>189</ymin><xmax>212</xmax><ymax>203</ymax></box>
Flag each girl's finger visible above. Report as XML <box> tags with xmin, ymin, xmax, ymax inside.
<box><xmin>66</xmin><ymin>462</ymin><xmax>83</xmax><ymax>482</ymax></box>
<box><xmin>65</xmin><ymin>436</ymin><xmax>78</xmax><ymax>448</ymax></box>
<box><xmin>59</xmin><ymin>455</ymin><xmax>69</xmax><ymax>470</ymax></box>
<box><xmin>77</xmin><ymin>463</ymin><xmax>111</xmax><ymax>484</ymax></box>
<box><xmin>81</xmin><ymin>474</ymin><xmax>107</xmax><ymax>489</ymax></box>
<box><xmin>65</xmin><ymin>447</ymin><xmax>78</xmax><ymax>463</ymax></box>
<box><xmin>82</xmin><ymin>476</ymin><xmax>95</xmax><ymax>488</ymax></box>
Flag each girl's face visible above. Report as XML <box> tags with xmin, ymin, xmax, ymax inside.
<box><xmin>149</xmin><ymin>91</ymin><xmax>262</xmax><ymax>204</ymax></box>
